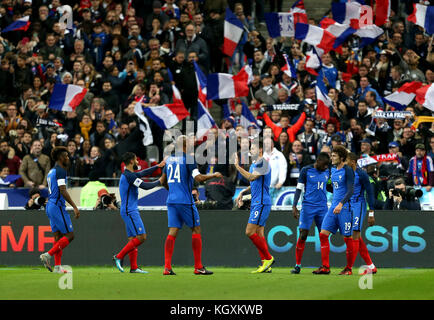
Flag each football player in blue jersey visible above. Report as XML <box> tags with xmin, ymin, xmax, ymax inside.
<box><xmin>313</xmin><ymin>145</ymin><xmax>355</xmax><ymax>275</ymax></box>
<box><xmin>235</xmin><ymin>141</ymin><xmax>275</xmax><ymax>274</ymax></box>
<box><xmin>40</xmin><ymin>146</ymin><xmax>80</xmax><ymax>274</ymax></box>
<box><xmin>347</xmin><ymin>153</ymin><xmax>377</xmax><ymax>274</ymax></box>
<box><xmin>291</xmin><ymin>152</ymin><xmax>330</xmax><ymax>274</ymax></box>
<box><xmin>112</xmin><ymin>152</ymin><xmax>165</xmax><ymax>273</ymax></box>
<box><xmin>160</xmin><ymin>135</ymin><xmax>222</xmax><ymax>276</ymax></box>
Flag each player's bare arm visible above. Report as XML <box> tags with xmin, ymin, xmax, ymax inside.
<box><xmin>59</xmin><ymin>185</ymin><xmax>80</xmax><ymax>219</ymax></box>
<box><xmin>160</xmin><ymin>173</ymin><xmax>169</xmax><ymax>190</ymax></box>
<box><xmin>194</xmin><ymin>172</ymin><xmax>223</xmax><ymax>183</ymax></box>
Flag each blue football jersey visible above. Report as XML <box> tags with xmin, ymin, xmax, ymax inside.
<box><xmin>298</xmin><ymin>165</ymin><xmax>329</xmax><ymax>207</ymax></box>
<box><xmin>351</xmin><ymin>168</ymin><xmax>375</xmax><ymax>208</ymax></box>
<box><xmin>250</xmin><ymin>158</ymin><xmax>271</xmax><ymax>205</ymax></box>
<box><xmin>164</xmin><ymin>153</ymin><xmax>197</xmax><ymax>205</ymax></box>
<box><xmin>120</xmin><ymin>170</ymin><xmax>141</xmax><ymax>214</ymax></box>
<box><xmin>330</xmin><ymin>165</ymin><xmax>354</xmax><ymax>206</ymax></box>
<box><xmin>47</xmin><ymin>165</ymin><xmax>67</xmax><ymax>207</ymax></box>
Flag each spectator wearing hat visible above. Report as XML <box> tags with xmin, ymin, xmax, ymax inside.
<box><xmin>407</xmin><ymin>143</ymin><xmax>434</xmax><ymax>191</ymax></box>
<box><xmin>330</xmin><ymin>133</ymin><xmax>344</xmax><ymax>149</ymax></box>
<box><xmin>145</xmin><ymin>0</ymin><xmax>170</xmax><ymax>34</ymax></box>
<box><xmin>254</xmin><ymin>73</ymin><xmax>278</xmax><ymax>105</ymax></box>
<box><xmin>359</xmin><ymin>138</ymin><xmax>373</xmax><ymax>158</ymax></box>
<box><xmin>378</xmin><ymin>141</ymin><xmax>408</xmax><ymax>180</ymax></box>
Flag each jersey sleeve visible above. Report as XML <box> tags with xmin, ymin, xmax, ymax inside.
<box><xmin>296</xmin><ymin>167</ymin><xmax>307</xmax><ymax>190</ymax></box>
<box><xmin>187</xmin><ymin>160</ymin><xmax>200</xmax><ymax>178</ymax></box>
<box><xmin>135</xmin><ymin>165</ymin><xmax>159</xmax><ymax>178</ymax></box>
<box><xmin>359</xmin><ymin>169</ymin><xmax>375</xmax><ymax>209</ymax></box>
<box><xmin>125</xmin><ymin>171</ymin><xmax>161</xmax><ymax>190</ymax></box>
<box><xmin>56</xmin><ymin>167</ymin><xmax>67</xmax><ymax>186</ymax></box>
<box><xmin>341</xmin><ymin>165</ymin><xmax>355</xmax><ymax>204</ymax></box>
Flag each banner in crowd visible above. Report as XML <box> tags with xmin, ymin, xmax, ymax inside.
<box><xmin>0</xmin><ymin>210</ymin><xmax>432</xmax><ymax>267</ymax></box>
<box><xmin>372</xmin><ymin>111</ymin><xmax>412</xmax><ymax>119</ymax></box>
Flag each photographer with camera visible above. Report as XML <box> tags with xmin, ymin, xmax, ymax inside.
<box><xmin>383</xmin><ymin>178</ymin><xmax>422</xmax><ymax>210</ymax></box>
<box><xmin>25</xmin><ymin>187</ymin><xmax>47</xmax><ymax>210</ymax></box>
<box><xmin>94</xmin><ymin>188</ymin><xmax>119</xmax><ymax>210</ymax></box>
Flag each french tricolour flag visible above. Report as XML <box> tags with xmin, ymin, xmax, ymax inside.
<box><xmin>375</xmin><ymin>0</ymin><xmax>391</xmax><ymax>27</ymax></box>
<box><xmin>193</xmin><ymin>61</ymin><xmax>210</xmax><ymax>108</ymax></box>
<box><xmin>167</xmin><ymin>68</ymin><xmax>186</xmax><ymax>108</ymax></box>
<box><xmin>354</xmin><ymin>24</ymin><xmax>384</xmax><ymax>47</ymax></box>
<box><xmin>416</xmin><ymin>84</ymin><xmax>434</xmax><ymax>112</ymax></box>
<box><xmin>223</xmin><ymin>7</ymin><xmax>244</xmax><ymax>57</ymax></box>
<box><xmin>142</xmin><ymin>103</ymin><xmax>190</xmax><ymax>130</ymax></box>
<box><xmin>240</xmin><ymin>101</ymin><xmax>260</xmax><ymax>132</ymax></box>
<box><xmin>196</xmin><ymin>100</ymin><xmax>216</xmax><ymax>139</ymax></box>
<box><xmin>320</xmin><ymin>18</ymin><xmax>356</xmax><ymax>49</ymax></box>
<box><xmin>315</xmin><ymin>76</ymin><xmax>331</xmax><ymax>121</ymax></box>
<box><xmin>407</xmin><ymin>3</ymin><xmax>434</xmax><ymax>35</ymax></box>
<box><xmin>281</xmin><ymin>54</ymin><xmax>297</xmax><ymax>79</ymax></box>
<box><xmin>332</xmin><ymin>1</ymin><xmax>361</xmax><ymax>29</ymax></box>
<box><xmin>290</xmin><ymin>0</ymin><xmax>308</xmax><ymax>25</ymax></box>
<box><xmin>295</xmin><ymin>23</ymin><xmax>336</xmax><ymax>53</ymax></box>
<box><xmin>383</xmin><ymin>81</ymin><xmax>423</xmax><ymax>110</ymax></box>
<box><xmin>1</xmin><ymin>16</ymin><xmax>31</xmax><ymax>33</ymax></box>
<box><xmin>265</xmin><ymin>0</ymin><xmax>308</xmax><ymax>38</ymax></box>
<box><xmin>207</xmin><ymin>65</ymin><xmax>252</xmax><ymax>100</ymax></box>
<box><xmin>305</xmin><ymin>47</ymin><xmax>323</xmax><ymax>76</ymax></box>
<box><xmin>48</xmin><ymin>84</ymin><xmax>88</xmax><ymax>112</ymax></box>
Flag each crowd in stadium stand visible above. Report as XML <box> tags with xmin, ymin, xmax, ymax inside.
<box><xmin>0</xmin><ymin>0</ymin><xmax>433</xmax><ymax>197</ymax></box>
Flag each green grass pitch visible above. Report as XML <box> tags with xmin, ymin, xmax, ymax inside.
<box><xmin>1</xmin><ymin>266</ymin><xmax>434</xmax><ymax>300</ymax></box>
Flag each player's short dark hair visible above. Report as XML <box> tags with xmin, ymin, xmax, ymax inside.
<box><xmin>347</xmin><ymin>152</ymin><xmax>358</xmax><ymax>162</ymax></box>
<box><xmin>51</xmin><ymin>146</ymin><xmax>68</xmax><ymax>161</ymax></box>
<box><xmin>122</xmin><ymin>152</ymin><xmax>136</xmax><ymax>165</ymax></box>
<box><xmin>317</xmin><ymin>152</ymin><xmax>330</xmax><ymax>163</ymax></box>
<box><xmin>332</xmin><ymin>145</ymin><xmax>348</xmax><ymax>161</ymax></box>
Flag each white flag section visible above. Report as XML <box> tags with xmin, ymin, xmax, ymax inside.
<box><xmin>196</xmin><ymin>100</ymin><xmax>216</xmax><ymax>139</ymax></box>
<box><xmin>134</xmin><ymin>102</ymin><xmax>153</xmax><ymax>146</ymax></box>
<box><xmin>357</xmin><ymin>156</ymin><xmax>377</xmax><ymax>168</ymax></box>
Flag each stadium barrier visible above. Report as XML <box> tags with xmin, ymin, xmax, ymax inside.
<box><xmin>2</xmin><ymin>186</ymin><xmax>434</xmax><ymax>210</ymax></box>
<box><xmin>0</xmin><ymin>210</ymin><xmax>432</xmax><ymax>268</ymax></box>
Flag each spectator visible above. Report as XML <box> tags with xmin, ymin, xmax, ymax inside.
<box><xmin>383</xmin><ymin>177</ymin><xmax>421</xmax><ymax>210</ymax></box>
<box><xmin>175</xmin><ymin>23</ymin><xmax>209</xmax><ymax>71</ymax></box>
<box><xmin>19</xmin><ymin>140</ymin><xmax>51</xmax><ymax>189</ymax></box>
<box><xmin>80</xmin><ymin>170</ymin><xmax>110</xmax><ymax>208</ymax></box>
<box><xmin>0</xmin><ymin>165</ymin><xmax>19</xmax><ymax>188</ymax></box>
<box><xmin>286</xmin><ymin>139</ymin><xmax>313</xmax><ymax>186</ymax></box>
<box><xmin>4</xmin><ymin>104</ymin><xmax>22</xmax><ymax>136</ymax></box>
<box><xmin>24</xmin><ymin>187</ymin><xmax>47</xmax><ymax>210</ymax></box>
<box><xmin>262</xmin><ymin>137</ymin><xmax>287</xmax><ymax>189</ymax></box>
<box><xmin>407</xmin><ymin>143</ymin><xmax>434</xmax><ymax>191</ymax></box>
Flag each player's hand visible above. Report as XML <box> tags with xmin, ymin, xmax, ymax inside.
<box><xmin>368</xmin><ymin>216</ymin><xmax>375</xmax><ymax>226</ymax></box>
<box><xmin>275</xmin><ymin>183</ymin><xmax>283</xmax><ymax>189</ymax></box>
<box><xmin>333</xmin><ymin>202</ymin><xmax>343</xmax><ymax>215</ymax></box>
<box><xmin>157</xmin><ymin>159</ymin><xmax>166</xmax><ymax>168</ymax></box>
<box><xmin>214</xmin><ymin>172</ymin><xmax>223</xmax><ymax>179</ymax></box>
<box><xmin>292</xmin><ymin>206</ymin><xmax>299</xmax><ymax>220</ymax></box>
<box><xmin>73</xmin><ymin>207</ymin><xmax>80</xmax><ymax>219</ymax></box>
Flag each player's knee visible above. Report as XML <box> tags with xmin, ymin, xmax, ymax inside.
<box><xmin>300</xmin><ymin>230</ymin><xmax>308</xmax><ymax>241</ymax></box>
<box><xmin>137</xmin><ymin>234</ymin><xmax>146</xmax><ymax>243</ymax></box>
<box><xmin>66</xmin><ymin>233</ymin><xmax>74</xmax><ymax>242</ymax></box>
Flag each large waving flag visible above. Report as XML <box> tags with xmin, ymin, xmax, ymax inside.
<box><xmin>223</xmin><ymin>7</ymin><xmax>244</xmax><ymax>57</ymax></box>
<box><xmin>416</xmin><ymin>84</ymin><xmax>434</xmax><ymax>112</ymax></box>
<box><xmin>382</xmin><ymin>82</ymin><xmax>423</xmax><ymax>110</ymax></box>
<box><xmin>407</xmin><ymin>3</ymin><xmax>434</xmax><ymax>35</ymax></box>
<box><xmin>196</xmin><ymin>100</ymin><xmax>216</xmax><ymax>139</ymax></box>
<box><xmin>320</xmin><ymin>18</ymin><xmax>357</xmax><ymax>49</ymax></box>
<box><xmin>207</xmin><ymin>65</ymin><xmax>252</xmax><ymax>100</ymax></box>
<box><xmin>48</xmin><ymin>84</ymin><xmax>88</xmax><ymax>112</ymax></box>
<box><xmin>315</xmin><ymin>76</ymin><xmax>331</xmax><ymax>121</ymax></box>
<box><xmin>354</xmin><ymin>24</ymin><xmax>384</xmax><ymax>47</ymax></box>
<box><xmin>305</xmin><ymin>47</ymin><xmax>323</xmax><ymax>76</ymax></box>
<box><xmin>265</xmin><ymin>0</ymin><xmax>308</xmax><ymax>38</ymax></box>
<box><xmin>142</xmin><ymin>103</ymin><xmax>190</xmax><ymax>130</ymax></box>
<box><xmin>134</xmin><ymin>102</ymin><xmax>154</xmax><ymax>146</ymax></box>
<box><xmin>375</xmin><ymin>0</ymin><xmax>391</xmax><ymax>26</ymax></box>
<box><xmin>1</xmin><ymin>16</ymin><xmax>30</xmax><ymax>33</ymax></box>
<box><xmin>290</xmin><ymin>0</ymin><xmax>308</xmax><ymax>25</ymax></box>
<box><xmin>295</xmin><ymin>23</ymin><xmax>336</xmax><ymax>53</ymax></box>
<box><xmin>331</xmin><ymin>1</ymin><xmax>362</xmax><ymax>29</ymax></box>
<box><xmin>281</xmin><ymin>54</ymin><xmax>297</xmax><ymax>79</ymax></box>
<box><xmin>193</xmin><ymin>61</ymin><xmax>210</xmax><ymax>108</ymax></box>
<box><xmin>240</xmin><ymin>101</ymin><xmax>260</xmax><ymax>132</ymax></box>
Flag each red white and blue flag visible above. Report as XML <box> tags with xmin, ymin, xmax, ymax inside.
<box><xmin>1</xmin><ymin>16</ymin><xmax>30</xmax><ymax>33</ymax></box>
<box><xmin>281</xmin><ymin>54</ymin><xmax>297</xmax><ymax>79</ymax></box>
<box><xmin>375</xmin><ymin>0</ymin><xmax>391</xmax><ymax>26</ymax></box>
<box><xmin>331</xmin><ymin>1</ymin><xmax>362</xmax><ymax>29</ymax></box>
<box><xmin>196</xmin><ymin>99</ymin><xmax>216</xmax><ymax>139</ymax></box>
<box><xmin>207</xmin><ymin>65</ymin><xmax>252</xmax><ymax>100</ymax></box>
<box><xmin>141</xmin><ymin>103</ymin><xmax>189</xmax><ymax>130</ymax></box>
<box><xmin>193</xmin><ymin>61</ymin><xmax>210</xmax><ymax>108</ymax></box>
<box><xmin>223</xmin><ymin>7</ymin><xmax>244</xmax><ymax>57</ymax></box>
<box><xmin>416</xmin><ymin>83</ymin><xmax>434</xmax><ymax>112</ymax></box>
<box><xmin>382</xmin><ymin>81</ymin><xmax>423</xmax><ymax>110</ymax></box>
<box><xmin>320</xmin><ymin>18</ymin><xmax>357</xmax><ymax>49</ymax></box>
<box><xmin>48</xmin><ymin>84</ymin><xmax>87</xmax><ymax>112</ymax></box>
<box><xmin>295</xmin><ymin>23</ymin><xmax>336</xmax><ymax>53</ymax></box>
<box><xmin>354</xmin><ymin>24</ymin><xmax>384</xmax><ymax>47</ymax></box>
<box><xmin>315</xmin><ymin>76</ymin><xmax>332</xmax><ymax>121</ymax></box>
<box><xmin>290</xmin><ymin>0</ymin><xmax>308</xmax><ymax>25</ymax></box>
<box><xmin>305</xmin><ymin>47</ymin><xmax>323</xmax><ymax>76</ymax></box>
<box><xmin>239</xmin><ymin>101</ymin><xmax>260</xmax><ymax>132</ymax></box>
<box><xmin>265</xmin><ymin>0</ymin><xmax>307</xmax><ymax>38</ymax></box>
<box><xmin>408</xmin><ymin>3</ymin><xmax>434</xmax><ymax>35</ymax></box>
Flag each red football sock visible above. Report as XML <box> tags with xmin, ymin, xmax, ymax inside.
<box><xmin>48</xmin><ymin>237</ymin><xmax>69</xmax><ymax>256</ymax></box>
<box><xmin>256</xmin><ymin>235</ymin><xmax>268</xmax><ymax>260</ymax></box>
<box><xmin>344</xmin><ymin>237</ymin><xmax>354</xmax><ymax>269</ymax></box>
<box><xmin>129</xmin><ymin>248</ymin><xmax>138</xmax><ymax>270</ymax></box>
<box><xmin>54</xmin><ymin>250</ymin><xmax>62</xmax><ymax>266</ymax></box>
<box><xmin>192</xmin><ymin>234</ymin><xmax>203</xmax><ymax>269</ymax></box>
<box><xmin>358</xmin><ymin>237</ymin><xmax>373</xmax><ymax>265</ymax></box>
<box><xmin>319</xmin><ymin>233</ymin><xmax>330</xmax><ymax>268</ymax></box>
<box><xmin>164</xmin><ymin>235</ymin><xmax>176</xmax><ymax>269</ymax></box>
<box><xmin>351</xmin><ymin>238</ymin><xmax>360</xmax><ymax>267</ymax></box>
<box><xmin>117</xmin><ymin>238</ymin><xmax>141</xmax><ymax>260</ymax></box>
<box><xmin>295</xmin><ymin>238</ymin><xmax>306</xmax><ymax>266</ymax></box>
<box><xmin>249</xmin><ymin>233</ymin><xmax>272</xmax><ymax>260</ymax></box>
